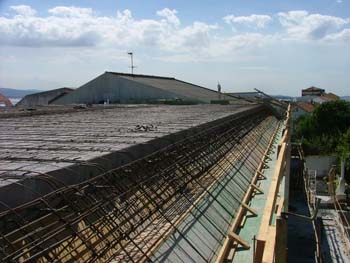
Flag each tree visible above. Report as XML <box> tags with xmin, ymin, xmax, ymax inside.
<box><xmin>337</xmin><ymin>128</ymin><xmax>350</xmax><ymax>160</ymax></box>
<box><xmin>293</xmin><ymin>100</ymin><xmax>350</xmax><ymax>155</ymax></box>
<box><xmin>337</xmin><ymin>128</ymin><xmax>350</xmax><ymax>183</ymax></box>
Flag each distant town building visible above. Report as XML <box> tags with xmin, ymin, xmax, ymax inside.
<box><xmin>301</xmin><ymin>86</ymin><xmax>325</xmax><ymax>97</ymax></box>
<box><xmin>17</xmin><ymin>88</ymin><xmax>74</xmax><ymax>107</ymax></box>
<box><xmin>322</xmin><ymin>92</ymin><xmax>339</xmax><ymax>101</ymax></box>
<box><xmin>310</xmin><ymin>93</ymin><xmax>339</xmax><ymax>104</ymax></box>
<box><xmin>0</xmin><ymin>93</ymin><xmax>13</xmax><ymax>107</ymax></box>
<box><xmin>298</xmin><ymin>87</ymin><xmax>339</xmax><ymax>104</ymax></box>
<box><xmin>293</xmin><ymin>102</ymin><xmax>315</xmax><ymax>119</ymax></box>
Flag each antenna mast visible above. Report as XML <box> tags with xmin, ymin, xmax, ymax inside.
<box><xmin>127</xmin><ymin>52</ymin><xmax>136</xmax><ymax>75</ymax></box>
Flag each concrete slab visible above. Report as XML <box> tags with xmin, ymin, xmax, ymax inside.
<box><xmin>0</xmin><ymin>104</ymin><xmax>255</xmax><ymax>185</ymax></box>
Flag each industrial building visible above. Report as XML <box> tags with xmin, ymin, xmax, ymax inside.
<box><xmin>52</xmin><ymin>72</ymin><xmax>233</xmax><ymax>105</ymax></box>
<box><xmin>17</xmin><ymin>87</ymin><xmax>74</xmax><ymax>107</ymax></box>
<box><xmin>0</xmin><ymin>101</ymin><xmax>290</xmax><ymax>262</ymax></box>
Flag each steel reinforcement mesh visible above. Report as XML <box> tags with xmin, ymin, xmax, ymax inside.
<box><xmin>151</xmin><ymin>115</ymin><xmax>279</xmax><ymax>263</ymax></box>
<box><xmin>0</xmin><ymin>108</ymin><xmax>279</xmax><ymax>263</ymax></box>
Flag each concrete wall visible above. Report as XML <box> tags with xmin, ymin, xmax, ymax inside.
<box><xmin>305</xmin><ymin>155</ymin><xmax>337</xmax><ymax>177</ymax></box>
<box><xmin>54</xmin><ymin>73</ymin><xmax>193</xmax><ymax>105</ymax></box>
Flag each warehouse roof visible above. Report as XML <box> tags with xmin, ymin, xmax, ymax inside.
<box><xmin>17</xmin><ymin>87</ymin><xmax>74</xmax><ymax>106</ymax></box>
<box><xmin>107</xmin><ymin>71</ymin><xmax>233</xmax><ymax>102</ymax></box>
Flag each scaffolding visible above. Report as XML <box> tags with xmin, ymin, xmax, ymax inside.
<box><xmin>0</xmin><ymin>108</ymin><xmax>280</xmax><ymax>263</ymax></box>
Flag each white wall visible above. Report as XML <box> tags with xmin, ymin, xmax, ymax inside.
<box><xmin>305</xmin><ymin>155</ymin><xmax>337</xmax><ymax>177</ymax></box>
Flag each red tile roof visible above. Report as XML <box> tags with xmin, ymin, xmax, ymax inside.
<box><xmin>0</xmin><ymin>93</ymin><xmax>13</xmax><ymax>107</ymax></box>
<box><xmin>321</xmin><ymin>93</ymin><xmax>339</xmax><ymax>101</ymax></box>
<box><xmin>297</xmin><ymin>102</ymin><xmax>315</xmax><ymax>113</ymax></box>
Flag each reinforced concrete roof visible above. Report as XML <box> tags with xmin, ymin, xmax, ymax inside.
<box><xmin>0</xmin><ymin>104</ymin><xmax>257</xmax><ymax>187</ymax></box>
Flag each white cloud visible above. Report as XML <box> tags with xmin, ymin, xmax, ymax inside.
<box><xmin>48</xmin><ymin>6</ymin><xmax>93</xmax><ymax>18</ymax></box>
<box><xmin>223</xmin><ymin>14</ymin><xmax>272</xmax><ymax>28</ymax></box>
<box><xmin>10</xmin><ymin>5</ymin><xmax>36</xmax><ymax>16</ymax></box>
<box><xmin>0</xmin><ymin>5</ymin><xmax>227</xmax><ymax>58</ymax></box>
<box><xmin>161</xmin><ymin>22</ymin><xmax>218</xmax><ymax>52</ymax></box>
<box><xmin>157</xmin><ymin>8</ymin><xmax>180</xmax><ymax>26</ymax></box>
<box><xmin>278</xmin><ymin>10</ymin><xmax>350</xmax><ymax>40</ymax></box>
<box><xmin>1</xmin><ymin>6</ymin><xmax>349</xmax><ymax>62</ymax></box>
<box><xmin>324</xmin><ymin>28</ymin><xmax>350</xmax><ymax>42</ymax></box>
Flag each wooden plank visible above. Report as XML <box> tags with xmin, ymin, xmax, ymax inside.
<box><xmin>255</xmin><ymin>142</ymin><xmax>286</xmax><ymax>263</ymax></box>
<box><xmin>215</xmin><ymin>121</ymin><xmax>280</xmax><ymax>263</ymax></box>
<box><xmin>242</xmin><ymin>203</ymin><xmax>258</xmax><ymax>216</ymax></box>
<box><xmin>226</xmin><ymin>244</ymin><xmax>237</xmax><ymax>261</ymax></box>
<box><xmin>262</xmin><ymin>226</ymin><xmax>276</xmax><ymax>263</ymax></box>
<box><xmin>228</xmin><ymin>232</ymin><xmax>250</xmax><ymax>249</ymax></box>
<box><xmin>257</xmin><ymin>170</ymin><xmax>267</xmax><ymax>180</ymax></box>
<box><xmin>251</xmin><ymin>183</ymin><xmax>264</xmax><ymax>194</ymax></box>
<box><xmin>276</xmin><ymin>197</ymin><xmax>285</xmax><ymax>216</ymax></box>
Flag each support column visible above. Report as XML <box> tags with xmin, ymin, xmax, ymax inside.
<box><xmin>336</xmin><ymin>158</ymin><xmax>346</xmax><ymax>201</ymax></box>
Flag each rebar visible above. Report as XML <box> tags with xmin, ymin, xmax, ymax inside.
<box><xmin>0</xmin><ymin>108</ymin><xmax>279</xmax><ymax>263</ymax></box>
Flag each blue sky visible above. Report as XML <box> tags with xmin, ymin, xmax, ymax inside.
<box><xmin>0</xmin><ymin>0</ymin><xmax>349</xmax><ymax>96</ymax></box>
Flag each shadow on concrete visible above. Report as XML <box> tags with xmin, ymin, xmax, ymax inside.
<box><xmin>287</xmin><ymin>189</ymin><xmax>316</xmax><ymax>263</ymax></box>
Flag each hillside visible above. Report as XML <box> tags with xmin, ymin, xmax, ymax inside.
<box><xmin>0</xmin><ymin>87</ymin><xmax>41</xmax><ymax>98</ymax></box>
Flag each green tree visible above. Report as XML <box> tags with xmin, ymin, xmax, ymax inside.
<box><xmin>336</xmin><ymin>128</ymin><xmax>350</xmax><ymax>183</ymax></box>
<box><xmin>337</xmin><ymin>128</ymin><xmax>350</xmax><ymax>160</ymax></box>
<box><xmin>293</xmin><ymin>100</ymin><xmax>350</xmax><ymax>154</ymax></box>
<box><xmin>312</xmin><ymin>100</ymin><xmax>350</xmax><ymax>135</ymax></box>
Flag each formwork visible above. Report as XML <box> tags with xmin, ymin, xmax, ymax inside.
<box><xmin>0</xmin><ymin>104</ymin><xmax>284</xmax><ymax>262</ymax></box>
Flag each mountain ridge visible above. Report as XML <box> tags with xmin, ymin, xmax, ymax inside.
<box><xmin>0</xmin><ymin>87</ymin><xmax>41</xmax><ymax>98</ymax></box>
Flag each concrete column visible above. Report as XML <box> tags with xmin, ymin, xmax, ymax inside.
<box><xmin>336</xmin><ymin>158</ymin><xmax>346</xmax><ymax>201</ymax></box>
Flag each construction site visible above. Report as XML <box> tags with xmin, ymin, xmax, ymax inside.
<box><xmin>1</xmin><ymin>70</ymin><xmax>349</xmax><ymax>263</ymax></box>
<box><xmin>1</xmin><ymin>0</ymin><xmax>350</xmax><ymax>260</ymax></box>
<box><xmin>0</xmin><ymin>83</ymin><xmax>293</xmax><ymax>263</ymax></box>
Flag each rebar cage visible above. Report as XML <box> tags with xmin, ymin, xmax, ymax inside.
<box><xmin>0</xmin><ymin>108</ymin><xmax>280</xmax><ymax>263</ymax></box>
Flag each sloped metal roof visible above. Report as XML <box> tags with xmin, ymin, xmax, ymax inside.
<box><xmin>108</xmin><ymin>72</ymin><xmax>233</xmax><ymax>102</ymax></box>
<box><xmin>17</xmin><ymin>87</ymin><xmax>74</xmax><ymax>106</ymax></box>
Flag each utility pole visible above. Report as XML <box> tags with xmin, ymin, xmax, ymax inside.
<box><xmin>127</xmin><ymin>52</ymin><xmax>136</xmax><ymax>75</ymax></box>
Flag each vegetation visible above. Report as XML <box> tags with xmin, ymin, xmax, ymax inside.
<box><xmin>337</xmin><ymin>128</ymin><xmax>350</xmax><ymax>183</ymax></box>
<box><xmin>337</xmin><ymin>128</ymin><xmax>350</xmax><ymax>160</ymax></box>
<box><xmin>293</xmin><ymin>100</ymin><xmax>350</xmax><ymax>182</ymax></box>
<box><xmin>293</xmin><ymin>100</ymin><xmax>350</xmax><ymax>155</ymax></box>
